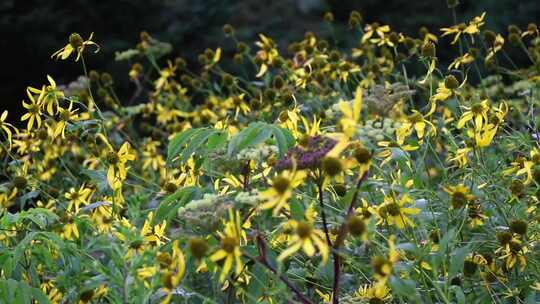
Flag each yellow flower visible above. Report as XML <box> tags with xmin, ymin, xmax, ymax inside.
<box><xmin>440</xmin><ymin>12</ymin><xmax>486</xmax><ymax>44</ymax></box>
<box><xmin>457</xmin><ymin>99</ymin><xmax>489</xmax><ymax>131</ymax></box>
<box><xmin>141</xmin><ymin>140</ymin><xmax>165</xmax><ymax>171</ymax></box>
<box><xmin>443</xmin><ymin>184</ymin><xmax>475</xmax><ymax>208</ymax></box>
<box><xmin>209</xmin><ymin>209</ymin><xmax>244</xmax><ymax>282</ymax></box>
<box><xmin>467</xmin><ymin>123</ymin><xmax>499</xmax><ymax>148</ymax></box>
<box><xmin>51</xmin><ymin>32</ymin><xmax>100</xmax><ymax>62</ymax></box>
<box><xmin>141</xmin><ymin>212</ymin><xmax>169</xmax><ymax>247</ymax></box>
<box><xmin>21</xmin><ymin>88</ymin><xmax>44</xmax><ymax>131</ymax></box>
<box><xmin>377</xmin><ymin>194</ymin><xmax>420</xmax><ymax>229</ymax></box>
<box><xmin>65</xmin><ymin>185</ymin><xmax>93</xmax><ymax>213</ymax></box>
<box><xmin>514</xmin><ymin>148</ymin><xmax>540</xmax><ymax>185</ymax></box>
<box><xmin>396</xmin><ymin>110</ymin><xmax>436</xmax><ymax>144</ymax></box>
<box><xmin>448</xmin><ymin>53</ymin><xmax>475</xmax><ymax>70</ymax></box>
<box><xmin>61</xmin><ymin>214</ymin><xmax>79</xmax><ymax>240</ymax></box>
<box><xmin>447</xmin><ymin>145</ymin><xmax>473</xmax><ymax>168</ymax></box>
<box><xmin>371</xmin><ymin>236</ymin><xmax>400</xmax><ymax>292</ymax></box>
<box><xmin>154</xmin><ymin>60</ymin><xmax>177</xmax><ymax>92</ymax></box>
<box><xmin>485</xmin><ymin>34</ymin><xmax>504</xmax><ymax>62</ymax></box>
<box><xmin>355</xmin><ymin>283</ymin><xmax>392</xmax><ymax>302</ymax></box>
<box><xmin>362</xmin><ymin>23</ymin><xmax>391</xmax><ymax>44</ymax></box>
<box><xmin>377</xmin><ymin>140</ymin><xmax>418</xmax><ymax>166</ymax></box>
<box><xmin>338</xmin><ymin>86</ymin><xmax>363</xmax><ymax>138</ymax></box>
<box><xmin>495</xmin><ymin>238</ymin><xmax>529</xmax><ymax>271</ymax></box>
<box><xmin>160</xmin><ymin>240</ymin><xmax>186</xmax><ymax>304</ymax></box>
<box><xmin>53</xmin><ymin>101</ymin><xmax>79</xmax><ymax>139</ymax></box>
<box><xmin>97</xmin><ymin>134</ymin><xmax>136</xmax><ymax>189</ymax></box>
<box><xmin>0</xmin><ymin>187</ymin><xmax>18</xmax><ymax>209</ymax></box>
<box><xmin>259</xmin><ymin>166</ymin><xmax>306</xmax><ymax>216</ymax></box>
<box><xmin>255</xmin><ymin>34</ymin><xmax>278</xmax><ymax>77</ymax></box>
<box><xmin>427</xmin><ymin>75</ymin><xmax>466</xmax><ymax>116</ymax></box>
<box><xmin>0</xmin><ymin>111</ymin><xmax>18</xmax><ymax>147</ymax></box>
<box><xmin>277</xmin><ymin>216</ymin><xmax>329</xmax><ymax>264</ymax></box>
<box><xmin>27</xmin><ymin>75</ymin><xmax>64</xmax><ymax>115</ymax></box>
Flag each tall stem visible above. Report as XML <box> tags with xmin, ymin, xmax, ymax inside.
<box><xmin>331</xmin><ymin>171</ymin><xmax>369</xmax><ymax>304</ymax></box>
<box><xmin>317</xmin><ymin>175</ymin><xmax>333</xmax><ymax>247</ymax></box>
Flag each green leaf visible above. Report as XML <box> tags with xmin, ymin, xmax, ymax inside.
<box><xmin>450</xmin><ymin>286</ymin><xmax>466</xmax><ymax>304</ymax></box>
<box><xmin>153</xmin><ymin>186</ymin><xmax>199</xmax><ymax>224</ymax></box>
<box><xmin>389</xmin><ymin>276</ymin><xmax>420</xmax><ymax>302</ymax></box>
<box><xmin>269</xmin><ymin>125</ymin><xmax>294</xmax><ymax>157</ymax></box>
<box><xmin>228</xmin><ymin>122</ymin><xmax>272</xmax><ymax>156</ymax></box>
<box><xmin>83</xmin><ymin>169</ymin><xmax>110</xmax><ymax>192</ymax></box>
<box><xmin>449</xmin><ymin>246</ymin><xmax>470</xmax><ymax>279</ymax></box>
<box><xmin>166</xmin><ymin>128</ymin><xmax>201</xmax><ymax>165</ymax></box>
<box><xmin>180</xmin><ymin>129</ymin><xmax>219</xmax><ymax>162</ymax></box>
<box><xmin>289</xmin><ymin>197</ymin><xmax>305</xmax><ymax>220</ymax></box>
<box><xmin>0</xmin><ymin>279</ymin><xmax>50</xmax><ymax>304</ymax></box>
<box><xmin>167</xmin><ymin>128</ymin><xmax>224</xmax><ymax>166</ymax></box>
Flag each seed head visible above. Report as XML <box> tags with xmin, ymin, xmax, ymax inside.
<box><xmin>347</xmin><ymin>216</ymin><xmax>366</xmax><ymax>236</ymax></box>
<box><xmin>189</xmin><ymin>237</ymin><xmax>209</xmax><ymax>259</ymax></box>
<box><xmin>322</xmin><ymin>157</ymin><xmax>343</xmax><ymax>176</ymax></box>
<box><xmin>296</xmin><ymin>221</ymin><xmax>313</xmax><ymax>239</ymax></box>
<box><xmin>463</xmin><ymin>259</ymin><xmax>478</xmax><ymax>276</ymax></box>
<box><xmin>444</xmin><ymin>75</ymin><xmax>460</xmax><ymax>89</ymax></box>
<box><xmin>323</xmin><ymin>12</ymin><xmax>334</xmax><ymax>23</ymax></box>
<box><xmin>509</xmin><ymin>220</ymin><xmax>527</xmax><ymax>235</ymax></box>
<box><xmin>222</xmin><ymin>24</ymin><xmax>234</xmax><ymax>36</ymax></box>
<box><xmin>69</xmin><ymin>33</ymin><xmax>84</xmax><ymax>48</ymax></box>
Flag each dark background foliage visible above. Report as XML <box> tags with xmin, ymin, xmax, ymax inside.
<box><xmin>2</xmin><ymin>0</ymin><xmax>539</xmax><ymax>118</ymax></box>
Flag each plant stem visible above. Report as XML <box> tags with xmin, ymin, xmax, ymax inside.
<box><xmin>317</xmin><ymin>174</ymin><xmax>333</xmax><ymax>247</ymax></box>
<box><xmin>246</xmin><ymin>233</ymin><xmax>314</xmax><ymax>304</ymax></box>
<box><xmin>331</xmin><ymin>170</ymin><xmax>369</xmax><ymax>304</ymax></box>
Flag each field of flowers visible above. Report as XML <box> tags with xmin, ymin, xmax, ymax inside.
<box><xmin>1</xmin><ymin>4</ymin><xmax>539</xmax><ymax>304</ymax></box>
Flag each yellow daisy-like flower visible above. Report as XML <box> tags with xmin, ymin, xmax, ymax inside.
<box><xmin>448</xmin><ymin>53</ymin><xmax>475</xmax><ymax>70</ymax></box>
<box><xmin>377</xmin><ymin>194</ymin><xmax>420</xmax><ymax>229</ymax></box>
<box><xmin>443</xmin><ymin>184</ymin><xmax>475</xmax><ymax>209</ymax></box>
<box><xmin>53</xmin><ymin>101</ymin><xmax>79</xmax><ymax>139</ymax></box>
<box><xmin>97</xmin><ymin>134</ymin><xmax>136</xmax><ymax>190</ymax></box>
<box><xmin>427</xmin><ymin>75</ymin><xmax>466</xmax><ymax>116</ymax></box>
<box><xmin>338</xmin><ymin>86</ymin><xmax>363</xmax><ymax>138</ymax></box>
<box><xmin>457</xmin><ymin>99</ymin><xmax>489</xmax><ymax>131</ymax></box>
<box><xmin>259</xmin><ymin>166</ymin><xmax>307</xmax><ymax>216</ymax></box>
<box><xmin>396</xmin><ymin>110</ymin><xmax>436</xmax><ymax>144</ymax></box>
<box><xmin>65</xmin><ymin>185</ymin><xmax>93</xmax><ymax>213</ymax></box>
<box><xmin>440</xmin><ymin>12</ymin><xmax>486</xmax><ymax>44</ymax></box>
<box><xmin>27</xmin><ymin>75</ymin><xmax>64</xmax><ymax>115</ymax></box>
<box><xmin>160</xmin><ymin>240</ymin><xmax>186</xmax><ymax>304</ymax></box>
<box><xmin>362</xmin><ymin>23</ymin><xmax>391</xmax><ymax>44</ymax></box>
<box><xmin>466</xmin><ymin>123</ymin><xmax>499</xmax><ymax>148</ymax></box>
<box><xmin>51</xmin><ymin>32</ymin><xmax>100</xmax><ymax>62</ymax></box>
<box><xmin>371</xmin><ymin>236</ymin><xmax>400</xmax><ymax>293</ymax></box>
<box><xmin>209</xmin><ymin>209</ymin><xmax>244</xmax><ymax>282</ymax></box>
<box><xmin>355</xmin><ymin>283</ymin><xmax>392</xmax><ymax>302</ymax></box>
<box><xmin>277</xmin><ymin>217</ymin><xmax>329</xmax><ymax>264</ymax></box>
<box><xmin>495</xmin><ymin>238</ymin><xmax>529</xmax><ymax>271</ymax></box>
<box><xmin>0</xmin><ymin>110</ymin><xmax>18</xmax><ymax>147</ymax></box>
<box><xmin>141</xmin><ymin>212</ymin><xmax>169</xmax><ymax>247</ymax></box>
<box><xmin>21</xmin><ymin>88</ymin><xmax>45</xmax><ymax>131</ymax></box>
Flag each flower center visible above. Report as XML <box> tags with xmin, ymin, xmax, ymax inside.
<box><xmin>272</xmin><ymin>176</ymin><xmax>291</xmax><ymax>194</ymax></box>
<box><xmin>296</xmin><ymin>221</ymin><xmax>313</xmax><ymax>239</ymax></box>
<box><xmin>386</xmin><ymin>202</ymin><xmax>401</xmax><ymax>216</ymax></box>
<box><xmin>471</xmin><ymin>103</ymin><xmax>484</xmax><ymax>114</ymax></box>
<box><xmin>221</xmin><ymin>236</ymin><xmax>238</xmax><ymax>253</ymax></box>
